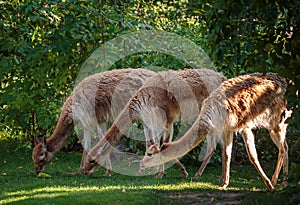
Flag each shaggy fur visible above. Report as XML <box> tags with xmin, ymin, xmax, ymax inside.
<box><xmin>32</xmin><ymin>68</ymin><xmax>155</xmax><ymax>174</ymax></box>
<box><xmin>84</xmin><ymin>69</ymin><xmax>226</xmax><ymax>178</ymax></box>
<box><xmin>141</xmin><ymin>72</ymin><xmax>291</xmax><ymax>190</ymax></box>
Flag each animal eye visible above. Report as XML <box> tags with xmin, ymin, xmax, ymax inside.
<box><xmin>147</xmin><ymin>153</ymin><xmax>153</xmax><ymax>158</ymax></box>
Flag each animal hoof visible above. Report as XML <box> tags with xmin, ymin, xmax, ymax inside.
<box><xmin>218</xmin><ymin>186</ymin><xmax>226</xmax><ymax>190</ymax></box>
<box><xmin>136</xmin><ymin>169</ymin><xmax>144</xmax><ymax>176</ymax></box>
<box><xmin>218</xmin><ymin>183</ymin><xmax>228</xmax><ymax>190</ymax></box>
<box><xmin>155</xmin><ymin>173</ymin><xmax>164</xmax><ymax>179</ymax></box>
<box><xmin>281</xmin><ymin>181</ymin><xmax>288</xmax><ymax>188</ymax></box>
<box><xmin>182</xmin><ymin>171</ymin><xmax>189</xmax><ymax>178</ymax></box>
<box><xmin>104</xmin><ymin>170</ymin><xmax>112</xmax><ymax>177</ymax></box>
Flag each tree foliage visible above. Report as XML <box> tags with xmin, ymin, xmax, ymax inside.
<box><xmin>0</xmin><ymin>0</ymin><xmax>299</xmax><ymax>161</ymax></box>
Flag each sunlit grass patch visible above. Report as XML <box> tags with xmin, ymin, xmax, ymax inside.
<box><xmin>2</xmin><ymin>186</ymin><xmax>122</xmax><ymax>204</ymax></box>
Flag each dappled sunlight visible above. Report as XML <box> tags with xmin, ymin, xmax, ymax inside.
<box><xmin>138</xmin><ymin>181</ymin><xmax>217</xmax><ymax>191</ymax></box>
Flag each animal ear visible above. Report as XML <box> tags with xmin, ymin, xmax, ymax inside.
<box><xmin>159</xmin><ymin>143</ymin><xmax>170</xmax><ymax>151</ymax></box>
<box><xmin>42</xmin><ymin>136</ymin><xmax>47</xmax><ymax>149</ymax></box>
<box><xmin>97</xmin><ymin>142</ymin><xmax>110</xmax><ymax>155</ymax></box>
<box><xmin>149</xmin><ymin>139</ymin><xmax>155</xmax><ymax>145</ymax></box>
<box><xmin>280</xmin><ymin>109</ymin><xmax>293</xmax><ymax>123</ymax></box>
<box><xmin>150</xmin><ymin>143</ymin><xmax>160</xmax><ymax>153</ymax></box>
<box><xmin>34</xmin><ymin>136</ymin><xmax>40</xmax><ymax>146</ymax></box>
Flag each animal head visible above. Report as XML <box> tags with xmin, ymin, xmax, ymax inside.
<box><xmin>32</xmin><ymin>136</ymin><xmax>53</xmax><ymax>174</ymax></box>
<box><xmin>140</xmin><ymin>143</ymin><xmax>169</xmax><ymax>169</ymax></box>
<box><xmin>84</xmin><ymin>153</ymin><xmax>101</xmax><ymax>176</ymax></box>
<box><xmin>84</xmin><ymin>142</ymin><xmax>111</xmax><ymax>176</ymax></box>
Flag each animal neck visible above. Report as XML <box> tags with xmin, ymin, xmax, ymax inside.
<box><xmin>90</xmin><ymin>107</ymin><xmax>133</xmax><ymax>159</ymax></box>
<box><xmin>160</xmin><ymin>118</ymin><xmax>210</xmax><ymax>161</ymax></box>
<box><xmin>46</xmin><ymin>111</ymin><xmax>74</xmax><ymax>153</ymax></box>
<box><xmin>104</xmin><ymin>107</ymin><xmax>132</xmax><ymax>147</ymax></box>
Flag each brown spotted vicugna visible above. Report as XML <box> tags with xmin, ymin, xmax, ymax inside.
<box><xmin>140</xmin><ymin>73</ymin><xmax>291</xmax><ymax>190</ymax></box>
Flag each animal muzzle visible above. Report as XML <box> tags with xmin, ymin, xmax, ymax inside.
<box><xmin>35</xmin><ymin>166</ymin><xmax>45</xmax><ymax>175</ymax></box>
<box><xmin>139</xmin><ymin>158</ymin><xmax>149</xmax><ymax>169</ymax></box>
<box><xmin>139</xmin><ymin>163</ymin><xmax>145</xmax><ymax>169</ymax></box>
<box><xmin>84</xmin><ymin>170</ymin><xmax>94</xmax><ymax>177</ymax></box>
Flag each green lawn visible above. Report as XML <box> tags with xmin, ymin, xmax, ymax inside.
<box><xmin>0</xmin><ymin>140</ymin><xmax>299</xmax><ymax>205</ymax></box>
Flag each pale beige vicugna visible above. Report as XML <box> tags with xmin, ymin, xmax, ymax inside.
<box><xmin>140</xmin><ymin>73</ymin><xmax>291</xmax><ymax>190</ymax></box>
<box><xmin>32</xmin><ymin>68</ymin><xmax>155</xmax><ymax>175</ymax></box>
<box><xmin>84</xmin><ymin>69</ymin><xmax>226</xmax><ymax>178</ymax></box>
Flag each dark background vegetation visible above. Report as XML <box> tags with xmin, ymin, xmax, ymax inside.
<box><xmin>0</xmin><ymin>0</ymin><xmax>299</xmax><ymax>172</ymax></box>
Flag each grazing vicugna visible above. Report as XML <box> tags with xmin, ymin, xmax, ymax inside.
<box><xmin>84</xmin><ymin>69</ymin><xmax>226</xmax><ymax>178</ymax></box>
<box><xmin>32</xmin><ymin>68</ymin><xmax>155</xmax><ymax>175</ymax></box>
<box><xmin>140</xmin><ymin>73</ymin><xmax>291</xmax><ymax>190</ymax></box>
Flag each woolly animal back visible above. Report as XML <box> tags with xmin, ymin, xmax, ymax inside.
<box><xmin>128</xmin><ymin>69</ymin><xmax>226</xmax><ymax>134</ymax></box>
<box><xmin>70</xmin><ymin>69</ymin><xmax>155</xmax><ymax>128</ymax></box>
<box><xmin>150</xmin><ymin>69</ymin><xmax>225</xmax><ymax>120</ymax></box>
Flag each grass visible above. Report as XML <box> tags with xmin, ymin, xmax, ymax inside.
<box><xmin>0</xmin><ymin>140</ymin><xmax>299</xmax><ymax>205</ymax></box>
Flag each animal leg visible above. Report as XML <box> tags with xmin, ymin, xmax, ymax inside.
<box><xmin>98</xmin><ymin>123</ymin><xmax>113</xmax><ymax>176</ymax></box>
<box><xmin>155</xmin><ymin>160</ymin><xmax>188</xmax><ymax>179</ymax></box>
<box><xmin>194</xmin><ymin>150</ymin><xmax>214</xmax><ymax>179</ymax></box>
<box><xmin>268</xmin><ymin>125</ymin><xmax>288</xmax><ymax>187</ymax></box>
<box><xmin>155</xmin><ymin>124</ymin><xmax>172</xmax><ymax>179</ymax></box>
<box><xmin>174</xmin><ymin>159</ymin><xmax>188</xmax><ymax>178</ymax></box>
<box><xmin>281</xmin><ymin>140</ymin><xmax>289</xmax><ymax>187</ymax></box>
<box><xmin>137</xmin><ymin>126</ymin><xmax>157</xmax><ymax>175</ymax></box>
<box><xmin>219</xmin><ymin>131</ymin><xmax>233</xmax><ymax>190</ymax></box>
<box><xmin>242</xmin><ymin>128</ymin><xmax>274</xmax><ymax>190</ymax></box>
<box><xmin>104</xmin><ymin>154</ymin><xmax>112</xmax><ymax>176</ymax></box>
<box><xmin>194</xmin><ymin>135</ymin><xmax>220</xmax><ymax>179</ymax></box>
<box><xmin>72</xmin><ymin>150</ymin><xmax>87</xmax><ymax>174</ymax></box>
<box><xmin>75</xmin><ymin>130</ymin><xmax>92</xmax><ymax>174</ymax></box>
<box><xmin>155</xmin><ymin>165</ymin><xmax>165</xmax><ymax>179</ymax></box>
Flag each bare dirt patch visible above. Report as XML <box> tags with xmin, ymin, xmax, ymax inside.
<box><xmin>167</xmin><ymin>191</ymin><xmax>245</xmax><ymax>205</ymax></box>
